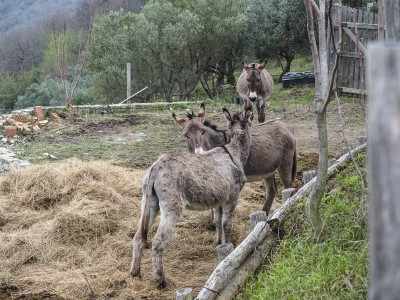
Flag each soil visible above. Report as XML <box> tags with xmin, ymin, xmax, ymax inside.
<box><xmin>0</xmin><ymin>99</ymin><xmax>367</xmax><ymax>299</ymax></box>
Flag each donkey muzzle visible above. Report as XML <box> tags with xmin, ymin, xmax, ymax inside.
<box><xmin>249</xmin><ymin>91</ymin><xmax>257</xmax><ymax>102</ymax></box>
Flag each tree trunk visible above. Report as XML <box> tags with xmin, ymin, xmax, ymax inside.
<box><xmin>278</xmin><ymin>50</ymin><xmax>294</xmax><ymax>83</ymax></box>
<box><xmin>368</xmin><ymin>0</ymin><xmax>400</xmax><ymax>293</ymax></box>
<box><xmin>368</xmin><ymin>42</ymin><xmax>400</xmax><ymax>300</ymax></box>
<box><xmin>305</xmin><ymin>110</ymin><xmax>329</xmax><ymax>239</ymax></box>
<box><xmin>304</xmin><ymin>0</ymin><xmax>332</xmax><ymax>239</ymax></box>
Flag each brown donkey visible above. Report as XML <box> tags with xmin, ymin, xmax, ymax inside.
<box><xmin>130</xmin><ymin>108</ymin><xmax>252</xmax><ymax>290</ymax></box>
<box><xmin>236</xmin><ymin>62</ymin><xmax>274</xmax><ymax>123</ymax></box>
<box><xmin>173</xmin><ymin>103</ymin><xmax>296</xmax><ymax>215</ymax></box>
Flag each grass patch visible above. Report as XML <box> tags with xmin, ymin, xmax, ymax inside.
<box><xmin>236</xmin><ymin>153</ymin><xmax>368</xmax><ymax>300</ymax></box>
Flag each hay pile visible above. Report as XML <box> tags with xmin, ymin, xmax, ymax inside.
<box><xmin>0</xmin><ymin>158</ymin><xmax>267</xmax><ymax>299</ymax></box>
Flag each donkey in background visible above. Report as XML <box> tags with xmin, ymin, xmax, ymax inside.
<box><xmin>236</xmin><ymin>62</ymin><xmax>274</xmax><ymax>123</ymax></box>
<box><xmin>173</xmin><ymin>103</ymin><xmax>296</xmax><ymax>216</ymax></box>
<box><xmin>130</xmin><ymin>108</ymin><xmax>252</xmax><ymax>290</ymax></box>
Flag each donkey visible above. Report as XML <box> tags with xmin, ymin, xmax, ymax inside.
<box><xmin>236</xmin><ymin>62</ymin><xmax>274</xmax><ymax>123</ymax></box>
<box><xmin>173</xmin><ymin>103</ymin><xmax>296</xmax><ymax>216</ymax></box>
<box><xmin>130</xmin><ymin>108</ymin><xmax>252</xmax><ymax>290</ymax></box>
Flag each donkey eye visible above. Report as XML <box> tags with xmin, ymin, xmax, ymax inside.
<box><xmin>185</xmin><ymin>135</ymin><xmax>190</xmax><ymax>140</ymax></box>
<box><xmin>201</xmin><ymin>130</ymin><xmax>206</xmax><ymax>136</ymax></box>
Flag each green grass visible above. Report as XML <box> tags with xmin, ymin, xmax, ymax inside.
<box><xmin>236</xmin><ymin>153</ymin><xmax>369</xmax><ymax>300</ymax></box>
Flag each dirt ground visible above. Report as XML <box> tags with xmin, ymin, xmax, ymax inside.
<box><xmin>0</xmin><ymin>99</ymin><xmax>367</xmax><ymax>299</ymax></box>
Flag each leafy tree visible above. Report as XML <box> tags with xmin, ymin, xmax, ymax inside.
<box><xmin>0</xmin><ymin>68</ymin><xmax>42</xmax><ymax>112</ymax></box>
<box><xmin>88</xmin><ymin>1</ymin><xmax>247</xmax><ymax>102</ymax></box>
<box><xmin>246</xmin><ymin>0</ymin><xmax>309</xmax><ymax>82</ymax></box>
<box><xmin>15</xmin><ymin>77</ymin><xmax>64</xmax><ymax>108</ymax></box>
<box><xmin>0</xmin><ymin>74</ymin><xmax>19</xmax><ymax>113</ymax></box>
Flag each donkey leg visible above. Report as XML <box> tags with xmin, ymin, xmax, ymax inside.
<box><xmin>278</xmin><ymin>154</ymin><xmax>295</xmax><ymax>189</ymax></box>
<box><xmin>152</xmin><ymin>207</ymin><xmax>182</xmax><ymax>290</ymax></box>
<box><xmin>221</xmin><ymin>201</ymin><xmax>237</xmax><ymax>244</ymax></box>
<box><xmin>256</xmin><ymin>100</ymin><xmax>266</xmax><ymax>123</ymax></box>
<box><xmin>130</xmin><ymin>196</ymin><xmax>159</xmax><ymax>277</ymax></box>
<box><xmin>213</xmin><ymin>207</ymin><xmax>223</xmax><ymax>245</ymax></box>
<box><xmin>262</xmin><ymin>175</ymin><xmax>277</xmax><ymax>215</ymax></box>
<box><xmin>244</xmin><ymin>98</ymin><xmax>254</xmax><ymax>121</ymax></box>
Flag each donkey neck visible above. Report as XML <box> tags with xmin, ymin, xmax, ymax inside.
<box><xmin>223</xmin><ymin>127</ymin><xmax>251</xmax><ymax>170</ymax></box>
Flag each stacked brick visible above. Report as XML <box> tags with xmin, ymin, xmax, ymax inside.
<box><xmin>1</xmin><ymin>106</ymin><xmax>62</xmax><ymax>139</ymax></box>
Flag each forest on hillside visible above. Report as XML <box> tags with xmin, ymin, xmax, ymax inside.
<box><xmin>0</xmin><ymin>0</ymin><xmax>376</xmax><ymax>113</ymax></box>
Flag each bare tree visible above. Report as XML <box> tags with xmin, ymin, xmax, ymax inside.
<box><xmin>304</xmin><ymin>0</ymin><xmax>342</xmax><ymax>239</ymax></box>
<box><xmin>53</xmin><ymin>23</ymin><xmax>92</xmax><ymax>108</ymax></box>
<box><xmin>368</xmin><ymin>1</ymin><xmax>400</xmax><ymax>299</ymax></box>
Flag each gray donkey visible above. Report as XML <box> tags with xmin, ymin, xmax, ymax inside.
<box><xmin>173</xmin><ymin>103</ymin><xmax>296</xmax><ymax>215</ymax></box>
<box><xmin>130</xmin><ymin>108</ymin><xmax>252</xmax><ymax>290</ymax></box>
<box><xmin>236</xmin><ymin>62</ymin><xmax>274</xmax><ymax>123</ymax></box>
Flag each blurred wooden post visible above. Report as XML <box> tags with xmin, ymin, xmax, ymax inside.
<box><xmin>216</xmin><ymin>243</ymin><xmax>234</xmax><ymax>262</ymax></box>
<box><xmin>176</xmin><ymin>287</ymin><xmax>193</xmax><ymax>300</ymax></box>
<box><xmin>127</xmin><ymin>63</ymin><xmax>131</xmax><ymax>103</ymax></box>
<box><xmin>368</xmin><ymin>42</ymin><xmax>400</xmax><ymax>299</ymax></box>
<box><xmin>249</xmin><ymin>211</ymin><xmax>267</xmax><ymax>229</ymax></box>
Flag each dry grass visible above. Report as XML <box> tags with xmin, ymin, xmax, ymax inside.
<box><xmin>0</xmin><ymin>158</ymin><xmax>269</xmax><ymax>299</ymax></box>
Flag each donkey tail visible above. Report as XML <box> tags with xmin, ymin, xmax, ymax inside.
<box><xmin>140</xmin><ymin>165</ymin><xmax>158</xmax><ymax>244</ymax></box>
<box><xmin>291</xmin><ymin>145</ymin><xmax>297</xmax><ymax>185</ymax></box>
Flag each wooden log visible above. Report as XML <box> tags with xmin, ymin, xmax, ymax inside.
<box><xmin>195</xmin><ymin>222</ymin><xmax>270</xmax><ymax>300</ymax></box>
<box><xmin>215</xmin><ymin>232</ymin><xmax>278</xmax><ymax>300</ymax></box>
<box><xmin>249</xmin><ymin>211</ymin><xmax>267</xmax><ymax>229</ymax></box>
<box><xmin>282</xmin><ymin>188</ymin><xmax>296</xmax><ymax>203</ymax></box>
<box><xmin>176</xmin><ymin>288</ymin><xmax>193</xmax><ymax>300</ymax></box>
<box><xmin>303</xmin><ymin>170</ymin><xmax>316</xmax><ymax>185</ymax></box>
<box><xmin>269</xmin><ymin>143</ymin><xmax>367</xmax><ymax>225</ymax></box>
<box><xmin>216</xmin><ymin>243</ymin><xmax>234</xmax><ymax>262</ymax></box>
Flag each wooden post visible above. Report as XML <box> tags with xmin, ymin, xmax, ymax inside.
<box><xmin>249</xmin><ymin>211</ymin><xmax>267</xmax><ymax>229</ymax></box>
<box><xmin>216</xmin><ymin>243</ymin><xmax>234</xmax><ymax>262</ymax></box>
<box><xmin>302</xmin><ymin>170</ymin><xmax>316</xmax><ymax>185</ymax></box>
<box><xmin>281</xmin><ymin>188</ymin><xmax>296</xmax><ymax>203</ymax></box>
<box><xmin>176</xmin><ymin>288</ymin><xmax>193</xmax><ymax>300</ymax></box>
<box><xmin>368</xmin><ymin>43</ymin><xmax>400</xmax><ymax>299</ymax></box>
<box><xmin>196</xmin><ymin>222</ymin><xmax>270</xmax><ymax>300</ymax></box>
<box><xmin>127</xmin><ymin>63</ymin><xmax>131</xmax><ymax>103</ymax></box>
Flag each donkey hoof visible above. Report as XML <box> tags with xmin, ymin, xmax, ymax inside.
<box><xmin>157</xmin><ymin>279</ymin><xmax>169</xmax><ymax>290</ymax></box>
<box><xmin>130</xmin><ymin>269</ymin><xmax>141</xmax><ymax>278</ymax></box>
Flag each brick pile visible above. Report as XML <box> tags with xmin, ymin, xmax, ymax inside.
<box><xmin>0</xmin><ymin>106</ymin><xmax>62</xmax><ymax>139</ymax></box>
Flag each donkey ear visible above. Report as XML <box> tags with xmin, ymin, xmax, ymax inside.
<box><xmin>223</xmin><ymin>108</ymin><xmax>232</xmax><ymax>123</ymax></box>
<box><xmin>172</xmin><ymin>112</ymin><xmax>186</xmax><ymax>127</ymax></box>
<box><xmin>198</xmin><ymin>103</ymin><xmax>206</xmax><ymax>122</ymax></box>
<box><xmin>243</xmin><ymin>62</ymin><xmax>250</xmax><ymax>70</ymax></box>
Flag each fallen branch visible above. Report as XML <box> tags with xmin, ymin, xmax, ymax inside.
<box><xmin>195</xmin><ymin>222</ymin><xmax>270</xmax><ymax>300</ymax></box>
<box><xmin>215</xmin><ymin>232</ymin><xmax>278</xmax><ymax>300</ymax></box>
<box><xmin>270</xmin><ymin>143</ymin><xmax>367</xmax><ymax>224</ymax></box>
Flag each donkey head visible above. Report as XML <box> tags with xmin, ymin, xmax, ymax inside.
<box><xmin>243</xmin><ymin>62</ymin><xmax>265</xmax><ymax>102</ymax></box>
<box><xmin>172</xmin><ymin>103</ymin><xmax>224</xmax><ymax>154</ymax></box>
<box><xmin>223</xmin><ymin>106</ymin><xmax>253</xmax><ymax>134</ymax></box>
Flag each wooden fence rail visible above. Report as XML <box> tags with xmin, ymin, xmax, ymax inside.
<box><xmin>329</xmin><ymin>4</ymin><xmax>378</xmax><ymax>95</ymax></box>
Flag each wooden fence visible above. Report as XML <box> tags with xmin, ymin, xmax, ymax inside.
<box><xmin>329</xmin><ymin>5</ymin><xmax>378</xmax><ymax>95</ymax></box>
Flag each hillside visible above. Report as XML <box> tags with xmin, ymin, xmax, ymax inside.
<box><xmin>0</xmin><ymin>0</ymin><xmax>81</xmax><ymax>36</ymax></box>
